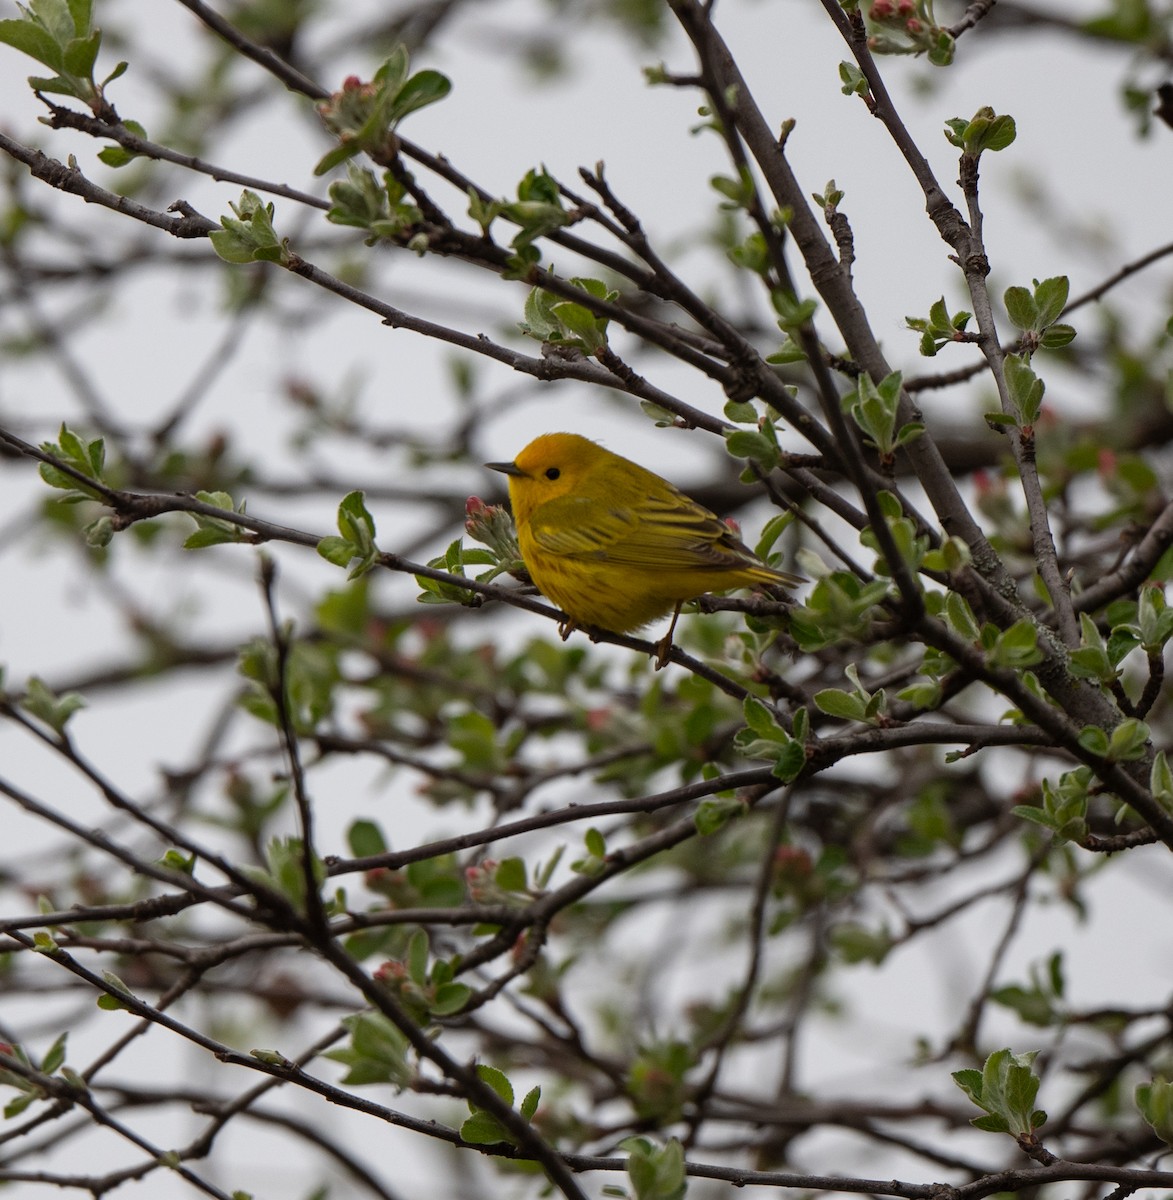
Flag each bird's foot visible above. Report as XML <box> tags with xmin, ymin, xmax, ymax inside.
<box><xmin>653</xmin><ymin>603</ymin><xmax>683</xmax><ymax>670</ymax></box>
<box><xmin>653</xmin><ymin>634</ymin><xmax>674</xmax><ymax>670</ymax></box>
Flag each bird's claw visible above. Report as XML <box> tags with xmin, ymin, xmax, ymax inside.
<box><xmin>653</xmin><ymin>636</ymin><xmax>673</xmax><ymax>670</ymax></box>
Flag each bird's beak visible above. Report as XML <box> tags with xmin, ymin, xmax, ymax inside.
<box><xmin>485</xmin><ymin>460</ymin><xmax>525</xmax><ymax>477</ymax></box>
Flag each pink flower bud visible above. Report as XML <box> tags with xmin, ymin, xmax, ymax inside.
<box><xmin>585</xmin><ymin>707</ymin><xmax>611</xmax><ymax>731</ymax></box>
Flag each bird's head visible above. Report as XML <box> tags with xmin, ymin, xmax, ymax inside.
<box><xmin>486</xmin><ymin>432</ymin><xmax>603</xmax><ymax>521</ymax></box>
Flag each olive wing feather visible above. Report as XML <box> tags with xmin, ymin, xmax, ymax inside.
<box><xmin>527</xmin><ymin>489</ymin><xmax>766</xmax><ymax>574</ymax></box>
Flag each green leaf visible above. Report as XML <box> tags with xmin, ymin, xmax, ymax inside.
<box><xmin>710</xmin><ymin>166</ymin><xmax>755</xmax><ymax>209</ymax></box>
<box><xmin>1107</xmin><ymin>717</ymin><xmax>1149</xmax><ymax>762</ymax></box>
<box><xmin>62</xmin><ymin>28</ymin><xmax>98</xmax><ymax>77</ymax></box>
<box><xmin>838</xmin><ymin>60</ymin><xmax>869</xmax><ymax>97</ymax></box>
<box><xmin>893</xmin><ymin>421</ymin><xmax>925</xmax><ymax>448</ymax></box>
<box><xmin>182</xmin><ymin>490</ymin><xmax>249</xmax><ymax>549</ymax></box>
<box><xmin>972</xmin><ymin>1112</ymin><xmax>1011</xmax><ymax>1133</ymax></box>
<box><xmin>1077</xmin><ymin>725</ymin><xmax>1110</xmax><ymax>758</ymax></box>
<box><xmin>771</xmin><ymin>289</ymin><xmax>818</xmax><ymax>330</ymax></box>
<box><xmin>1015</xmin><ymin>767</ymin><xmax>1091</xmax><ymax>842</ymax></box>
<box><xmin>623</xmin><ymin>1136</ymin><xmax>687</xmax><ymax>1200</ymax></box>
<box><xmin>813</xmin><ymin>688</ymin><xmax>868</xmax><ymax>722</ymax></box>
<box><xmin>313</xmin><ymin>141</ymin><xmax>359</xmax><ymax>177</ymax></box>
<box><xmin>474</xmin><ymin>1063</ymin><xmax>514</xmax><ymax>1107</ymax></box>
<box><xmin>1137</xmin><ymin>585</ymin><xmax>1173</xmax><ymax>650</ymax></box>
<box><xmin>1003</xmin><ymin>354</ymin><xmax>1044</xmax><ymax>425</ymax></box>
<box><xmin>943</xmin><ymin>117</ymin><xmax>969</xmax><ymax>146</ymax></box>
<box><xmin>324</xmin><ymin>1011</ymin><xmax>411</xmax><ymax>1088</ymax></box>
<box><xmin>467</xmin><ymin>187</ymin><xmax>503</xmax><ymax>235</ymax></box>
<box><xmin>38</xmin><ymin>423</ymin><xmax>107</xmax><ymax>499</ymax></box>
<box><xmin>431</xmin><ymin>982</ymin><xmax>472</xmax><ymax>1016</ymax></box>
<box><xmin>40</xmin><ymin>1033</ymin><xmax>67</xmax><ymax>1075</ymax></box>
<box><xmin>317</xmin><ymin>535</ymin><xmax>358</xmax><ymax>567</ymax></box>
<box><xmin>981</xmin><ymin>114</ymin><xmax>1017</xmax><ymax>151</ymax></box>
<box><xmin>921</xmin><ymin>536</ymin><xmax>971</xmax><ymax>573</ymax></box>
<box><xmin>1003</xmin><ymin>285</ymin><xmax>1037</xmax><ymax>332</ymax></box>
<box><xmin>4</xmin><ymin>1092</ymin><xmax>37</xmax><ymax>1117</ymax></box>
<box><xmin>953</xmin><ymin>1048</ymin><xmax>1045</xmax><ymax>1137</ymax></box>
<box><xmin>385</xmin><ymin>68</ymin><xmax>452</xmax><ymax>124</ymax></box>
<box><xmin>944</xmin><ymin>591</ymin><xmax>981</xmax><ymax>642</ymax></box>
<box><xmin>991</xmin><ymin>984</ymin><xmax>1056</xmax><ymax>1028</ymax></box>
<box><xmin>724</xmin><ymin>429</ymin><xmax>779</xmax><ymax>470</ymax></box>
<box><xmin>347</xmin><ymin>819</ymin><xmax>387</xmax><ymax>858</ymax></box>
<box><xmin>1033</xmin><ymin>276</ymin><xmax>1069</xmax><ymax>327</ymax></box>
<box><xmin>159</xmin><ymin>848</ymin><xmax>196</xmax><ymax>875</ymax></box>
<box><xmin>407</xmin><ymin>928</ymin><xmax>429</xmax><ymax>986</ymax></box>
<box><xmin>520</xmin><ymin>285</ymin><xmax>560</xmax><ymax>340</ymax></box>
<box><xmin>946</xmin><ymin>107</ymin><xmax>1017</xmax><ymax>156</ymax></box>
<box><xmin>984</xmin><ymin>411</ymin><xmax>1017</xmax><ymax>429</ymax></box>
<box><xmin>520</xmin><ymin>1085</ymin><xmax>541</xmax><ymax>1122</ymax></box>
<box><xmin>100</xmin><ymin>58</ymin><xmax>127</xmax><ymax>87</ymax></box>
<box><xmin>723</xmin><ymin>399</ymin><xmax>757</xmax><ymax>425</ymax></box>
<box><xmin>927</xmin><ymin>29</ymin><xmax>955</xmax><ymax>66</ymax></box>
<box><xmin>210</xmin><ymin>191</ymin><xmax>287</xmax><ymax>266</ymax></box>
<box><xmin>67</xmin><ymin>1</ymin><xmax>96</xmax><ymax>37</ymax></box>
<box><xmin>0</xmin><ymin>19</ymin><xmax>65</xmax><ymax>73</ymax></box>
<box><xmin>831</xmin><ymin>922</ymin><xmax>892</xmax><ymax>964</ymax></box>
<box><xmin>742</xmin><ymin>695</ymin><xmax>788</xmax><ymax>741</ymax></box>
<box><xmin>771</xmin><ymin>739</ymin><xmax>806</xmax><ymax>782</ymax></box>
<box><xmin>694</xmin><ymin>795</ymin><xmax>746</xmax><ymax>835</ymax></box>
<box><xmin>180</xmin><ymin>527</ymin><xmax>231</xmax><ymax>550</ymax></box>
<box><xmin>1151</xmin><ymin>751</ymin><xmax>1173</xmax><ymax>813</ymax></box>
<box><xmin>1137</xmin><ymin>1077</ymin><xmax>1173</xmax><ymax>1145</ymax></box>
<box><xmin>250</xmin><ymin>1048</ymin><xmax>289</xmax><ymax>1066</ymax></box>
<box><xmin>375</xmin><ymin>44</ymin><xmax>410</xmax><ymax>96</ymax></box>
<box><xmin>21</xmin><ymin>676</ymin><xmax>85</xmax><ymax>735</ymax></box>
<box><xmin>494</xmin><ymin>857</ymin><xmax>527</xmax><ymax>893</ymax></box>
<box><xmin>1038</xmin><ymin>323</ymin><xmax>1076</xmax><ymax>350</ymax></box>
<box><xmin>897</xmin><ymin>681</ymin><xmax>942</xmax><ymax>709</ymax></box>
<box><xmin>336</xmin><ymin>490</ymin><xmax>377</xmax><ymax>547</ymax></box>
<box><xmin>460</xmin><ymin>1110</ymin><xmax>512</xmax><ymax>1146</ymax></box>
<box><xmin>96</xmin><ymin>970</ymin><xmax>133</xmax><ymax>1011</ymax></box>
<box><xmin>989</xmin><ymin>620</ymin><xmax>1043</xmax><ymax>669</ymax></box>
<box><xmin>550</xmin><ymin>299</ymin><xmax>607</xmax><ymax>353</ymax></box>
<box><xmin>766</xmin><ymin>336</ymin><xmax>806</xmax><ymax>365</ymax></box>
<box><xmin>319</xmin><ymin>491</ymin><xmax>380</xmax><ymax>578</ymax></box>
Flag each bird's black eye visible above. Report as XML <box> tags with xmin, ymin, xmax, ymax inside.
<box><xmin>545</xmin><ymin>467</ymin><xmax>561</xmax><ymax>480</ymax></box>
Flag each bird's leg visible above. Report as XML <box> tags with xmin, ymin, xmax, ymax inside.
<box><xmin>653</xmin><ymin>603</ymin><xmax>682</xmax><ymax>670</ymax></box>
<box><xmin>557</xmin><ymin>617</ymin><xmax>578</xmax><ymax>642</ymax></box>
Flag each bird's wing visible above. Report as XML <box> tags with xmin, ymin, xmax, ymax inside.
<box><xmin>526</xmin><ymin>494</ymin><xmax>643</xmax><ymax>557</ymax></box>
<box><xmin>528</xmin><ymin>489</ymin><xmax>761</xmax><ymax>573</ymax></box>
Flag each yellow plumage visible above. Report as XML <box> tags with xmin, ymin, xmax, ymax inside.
<box><xmin>487</xmin><ymin>433</ymin><xmax>801</xmax><ymax>658</ymax></box>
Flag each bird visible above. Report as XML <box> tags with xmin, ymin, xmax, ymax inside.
<box><xmin>486</xmin><ymin>432</ymin><xmax>802</xmax><ymax>666</ymax></box>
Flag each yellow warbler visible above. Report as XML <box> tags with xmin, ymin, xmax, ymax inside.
<box><xmin>487</xmin><ymin>432</ymin><xmax>802</xmax><ymax>662</ymax></box>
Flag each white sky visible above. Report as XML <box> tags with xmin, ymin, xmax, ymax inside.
<box><xmin>1</xmin><ymin>1</ymin><xmax>1172</xmax><ymax>1196</ymax></box>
